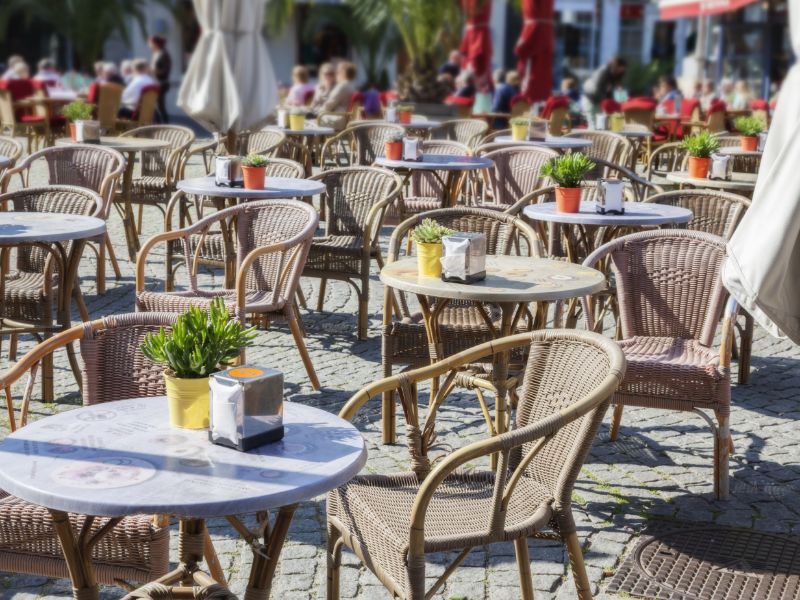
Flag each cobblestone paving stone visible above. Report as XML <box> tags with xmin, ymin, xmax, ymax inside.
<box><xmin>0</xmin><ymin>143</ymin><xmax>798</xmax><ymax>599</ymax></box>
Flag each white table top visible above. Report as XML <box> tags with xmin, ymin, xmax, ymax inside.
<box><xmin>375</xmin><ymin>154</ymin><xmax>493</xmax><ymax>172</ymax></box>
<box><xmin>0</xmin><ymin>213</ymin><xmax>106</xmax><ymax>244</ymax></box>
<box><xmin>617</xmin><ymin>129</ymin><xmax>653</xmax><ymax>139</ymax></box>
<box><xmin>0</xmin><ymin>398</ymin><xmax>367</xmax><ymax>518</ymax></box>
<box><xmin>395</xmin><ymin>120</ymin><xmax>441</xmax><ymax>129</ymax></box>
<box><xmin>719</xmin><ymin>147</ymin><xmax>762</xmax><ymax>157</ymax></box>
<box><xmin>665</xmin><ymin>171</ymin><xmax>757</xmax><ymax>191</ymax></box>
<box><xmin>523</xmin><ymin>201</ymin><xmax>693</xmax><ymax>226</ymax></box>
<box><xmin>177</xmin><ymin>176</ymin><xmax>326</xmax><ymax>199</ymax></box>
<box><xmin>0</xmin><ymin>155</ymin><xmax>10</xmax><ymax>170</ymax></box>
<box><xmin>56</xmin><ymin>136</ymin><xmax>170</xmax><ymax>153</ymax></box>
<box><xmin>273</xmin><ymin>125</ymin><xmax>335</xmax><ymax>137</ymax></box>
<box><xmin>380</xmin><ymin>255</ymin><xmax>605</xmax><ymax>303</ymax></box>
<box><xmin>493</xmin><ymin>135</ymin><xmax>593</xmax><ymax>150</ymax></box>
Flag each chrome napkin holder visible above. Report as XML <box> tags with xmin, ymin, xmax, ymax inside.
<box><xmin>402</xmin><ymin>137</ymin><xmax>422</xmax><ymax>161</ymax></box>
<box><xmin>75</xmin><ymin>120</ymin><xmax>101</xmax><ymax>143</ymax></box>
<box><xmin>709</xmin><ymin>153</ymin><xmax>732</xmax><ymax>181</ymax></box>
<box><xmin>215</xmin><ymin>155</ymin><xmax>244</xmax><ymax>187</ymax></box>
<box><xmin>528</xmin><ymin>120</ymin><xmax>548</xmax><ymax>141</ymax></box>
<box><xmin>440</xmin><ymin>232</ymin><xmax>486</xmax><ymax>283</ymax></box>
<box><xmin>209</xmin><ymin>365</ymin><xmax>284</xmax><ymax>451</ymax></box>
<box><xmin>596</xmin><ymin>178</ymin><xmax>626</xmax><ymax>214</ymax></box>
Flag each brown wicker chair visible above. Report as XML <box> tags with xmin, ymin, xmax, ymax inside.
<box><xmin>136</xmin><ymin>199</ymin><xmax>321</xmax><ymax>389</ymax></box>
<box><xmin>304</xmin><ymin>167</ymin><xmax>403</xmax><ymax>340</ymax></box>
<box><xmin>477</xmin><ymin>146</ymin><xmax>559</xmax><ymax>209</ymax></box>
<box><xmin>436</xmin><ymin>119</ymin><xmax>490</xmax><ymax>148</ymax></box>
<box><xmin>586</xmin><ymin>157</ymin><xmax>664</xmax><ymax>202</ymax></box>
<box><xmin>96</xmin><ymin>82</ymin><xmax>123</xmax><ymax>132</ymax></box>
<box><xmin>0</xmin><ymin>313</ymin><xmax>186</xmax><ymax>587</ymax></box>
<box><xmin>646</xmin><ymin>141</ymin><xmax>687</xmax><ymax>183</ymax></box>
<box><xmin>263</xmin><ymin>157</ymin><xmax>306</xmax><ymax>179</ymax></box>
<box><xmin>0</xmin><ymin>135</ymin><xmax>22</xmax><ymax>187</ymax></box>
<box><xmin>713</xmin><ymin>136</ymin><xmax>762</xmax><ymax>173</ymax></box>
<box><xmin>583</xmin><ymin>229</ymin><xmax>734</xmax><ymax>499</ymax></box>
<box><xmin>0</xmin><ymin>89</ymin><xmax>48</xmax><ymax>153</ymax></box>
<box><xmin>565</xmin><ymin>130</ymin><xmax>630</xmax><ymax>165</ymax></box>
<box><xmin>319</xmin><ymin>123</ymin><xmax>404</xmax><ymax>170</ymax></box>
<box><xmin>2</xmin><ymin>144</ymin><xmax>126</xmax><ymax>294</ymax></box>
<box><xmin>246</xmin><ymin>129</ymin><xmax>288</xmax><ymax>155</ymax></box>
<box><xmin>329</xmin><ymin>329</ymin><xmax>626</xmax><ymax>600</ymax></box>
<box><xmin>475</xmin><ymin>128</ymin><xmax>511</xmax><ymax>146</ymax></box>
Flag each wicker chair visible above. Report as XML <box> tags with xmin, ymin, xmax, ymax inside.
<box><xmin>476</xmin><ymin>128</ymin><xmax>511</xmax><ymax>146</ymax></box>
<box><xmin>0</xmin><ymin>89</ymin><xmax>48</xmax><ymax>153</ymax></box>
<box><xmin>587</xmin><ymin>157</ymin><xmax>664</xmax><ymax>201</ymax></box>
<box><xmin>714</xmin><ymin>136</ymin><xmax>762</xmax><ymax>173</ymax></box>
<box><xmin>436</xmin><ymin>119</ymin><xmax>490</xmax><ymax>148</ymax></box>
<box><xmin>319</xmin><ymin>123</ymin><xmax>405</xmax><ymax>170</ymax></box>
<box><xmin>646</xmin><ymin>141</ymin><xmax>687</xmax><ymax>184</ymax></box>
<box><xmin>304</xmin><ymin>167</ymin><xmax>403</xmax><ymax>340</ymax></box>
<box><xmin>565</xmin><ymin>130</ymin><xmax>630</xmax><ymax>165</ymax></box>
<box><xmin>0</xmin><ymin>313</ymin><xmax>190</xmax><ymax>587</ymax></box>
<box><xmin>0</xmin><ymin>135</ymin><xmax>23</xmax><ymax>187</ymax></box>
<box><xmin>583</xmin><ymin>229</ymin><xmax>734</xmax><ymax>499</ymax></box>
<box><xmin>329</xmin><ymin>329</ymin><xmax>626</xmax><ymax>600</ymax></box>
<box><xmin>263</xmin><ymin>157</ymin><xmax>306</xmax><ymax>179</ymax></box>
<box><xmin>96</xmin><ymin>82</ymin><xmax>123</xmax><ymax>132</ymax></box>
<box><xmin>2</xmin><ymin>144</ymin><xmax>126</xmax><ymax>294</ymax></box>
<box><xmin>477</xmin><ymin>146</ymin><xmax>559</xmax><ymax>209</ymax></box>
<box><xmin>246</xmin><ymin>129</ymin><xmax>288</xmax><ymax>155</ymax></box>
<box><xmin>136</xmin><ymin>199</ymin><xmax>321</xmax><ymax>389</ymax></box>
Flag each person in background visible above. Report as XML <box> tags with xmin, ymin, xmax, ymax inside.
<box><xmin>322</xmin><ymin>61</ymin><xmax>357</xmax><ymax>113</ymax></box>
<box><xmin>561</xmin><ymin>76</ymin><xmax>580</xmax><ymax>103</ymax></box>
<box><xmin>437</xmin><ymin>72</ymin><xmax>455</xmax><ymax>94</ymax></box>
<box><xmin>1</xmin><ymin>55</ymin><xmax>23</xmax><ymax>79</ymax></box>
<box><xmin>360</xmin><ymin>81</ymin><xmax>382</xmax><ymax>118</ymax></box>
<box><xmin>439</xmin><ymin>50</ymin><xmax>461</xmax><ymax>79</ymax></box>
<box><xmin>285</xmin><ymin>65</ymin><xmax>315</xmax><ymax>107</ymax></box>
<box><xmin>149</xmin><ymin>34</ymin><xmax>171</xmax><ymax>123</ymax></box>
<box><xmin>492</xmin><ymin>68</ymin><xmax>506</xmax><ymax>90</ymax></box>
<box><xmin>93</xmin><ymin>60</ymin><xmax>105</xmax><ymax>81</ymax></box>
<box><xmin>731</xmin><ymin>79</ymin><xmax>753</xmax><ymax>110</ymax></box>
<box><xmin>12</xmin><ymin>61</ymin><xmax>30</xmax><ymax>80</ymax></box>
<box><xmin>491</xmin><ymin>70</ymin><xmax>520</xmax><ymax>114</ymax></box>
<box><xmin>102</xmin><ymin>62</ymin><xmax>125</xmax><ymax>86</ymax></box>
<box><xmin>719</xmin><ymin>78</ymin><xmax>735</xmax><ymax>105</ymax></box>
<box><xmin>581</xmin><ymin>56</ymin><xmax>627</xmax><ymax>124</ymax></box>
<box><xmin>121</xmin><ymin>60</ymin><xmax>134</xmax><ymax>84</ymax></box>
<box><xmin>119</xmin><ymin>59</ymin><xmax>157</xmax><ymax>118</ymax></box>
<box><xmin>310</xmin><ymin>62</ymin><xmax>336</xmax><ymax>113</ymax></box>
<box><xmin>455</xmin><ymin>70</ymin><xmax>476</xmax><ymax>98</ymax></box>
<box><xmin>699</xmin><ymin>79</ymin><xmax>716</xmax><ymax>111</ymax></box>
<box><xmin>33</xmin><ymin>58</ymin><xmax>62</xmax><ymax>86</ymax></box>
<box><xmin>656</xmin><ymin>75</ymin><xmax>682</xmax><ymax>112</ymax></box>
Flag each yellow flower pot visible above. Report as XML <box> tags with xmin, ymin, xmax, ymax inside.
<box><xmin>417</xmin><ymin>242</ymin><xmax>443</xmax><ymax>278</ymax></box>
<box><xmin>164</xmin><ymin>371</ymin><xmax>209</xmax><ymax>429</ymax></box>
<box><xmin>610</xmin><ymin>114</ymin><xmax>625</xmax><ymax>132</ymax></box>
<box><xmin>289</xmin><ymin>113</ymin><xmax>306</xmax><ymax>131</ymax></box>
<box><xmin>511</xmin><ymin>123</ymin><xmax>529</xmax><ymax>141</ymax></box>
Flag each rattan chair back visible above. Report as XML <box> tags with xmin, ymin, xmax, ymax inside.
<box><xmin>475</xmin><ymin>128</ymin><xmax>511</xmax><ymax>146</ymax></box>
<box><xmin>246</xmin><ymin>129</ymin><xmax>287</xmax><ymax>155</ymax></box>
<box><xmin>320</xmin><ymin>122</ymin><xmax>404</xmax><ymax>169</ymax></box>
<box><xmin>713</xmin><ymin>136</ymin><xmax>762</xmax><ymax>173</ymax></box>
<box><xmin>0</xmin><ymin>90</ymin><xmax>14</xmax><ymax>128</ymax></box>
<box><xmin>482</xmin><ymin>145</ymin><xmax>559</xmax><ymax>207</ymax></box>
<box><xmin>97</xmin><ymin>82</ymin><xmax>123</xmax><ymax>131</ymax></box>
<box><xmin>264</xmin><ymin>157</ymin><xmax>305</xmax><ymax>179</ymax></box>
<box><xmin>646</xmin><ymin>141</ymin><xmax>687</xmax><ymax>180</ymax></box>
<box><xmin>566</xmin><ymin>130</ymin><xmax>629</xmax><ymax>165</ymax></box>
<box><xmin>410</xmin><ymin>140</ymin><xmax>470</xmax><ymax>201</ymax></box>
<box><xmin>121</xmin><ymin>125</ymin><xmax>195</xmax><ymax>183</ymax></box>
<box><xmin>437</xmin><ymin>119</ymin><xmax>489</xmax><ymax>148</ymax></box>
<box><xmin>644</xmin><ymin>189</ymin><xmax>750</xmax><ymax>240</ymax></box>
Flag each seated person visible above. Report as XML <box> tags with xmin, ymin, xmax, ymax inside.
<box><xmin>322</xmin><ymin>61</ymin><xmax>358</xmax><ymax>114</ymax></box>
<box><xmin>119</xmin><ymin>59</ymin><xmax>157</xmax><ymax>118</ymax></box>
<box><xmin>310</xmin><ymin>62</ymin><xmax>336</xmax><ymax>113</ymax></box>
<box><xmin>33</xmin><ymin>58</ymin><xmax>62</xmax><ymax>87</ymax></box>
<box><xmin>491</xmin><ymin>70</ymin><xmax>521</xmax><ymax>114</ymax></box>
<box><xmin>656</xmin><ymin>75</ymin><xmax>682</xmax><ymax>113</ymax></box>
<box><xmin>285</xmin><ymin>65</ymin><xmax>315</xmax><ymax>107</ymax></box>
<box><xmin>455</xmin><ymin>71</ymin><xmax>476</xmax><ymax>98</ymax></box>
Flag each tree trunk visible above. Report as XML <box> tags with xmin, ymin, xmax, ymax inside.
<box><xmin>397</xmin><ymin>55</ymin><xmax>451</xmax><ymax>104</ymax></box>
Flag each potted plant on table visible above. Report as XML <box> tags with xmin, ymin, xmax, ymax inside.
<box><xmin>289</xmin><ymin>107</ymin><xmax>306</xmax><ymax>131</ymax></box>
<box><xmin>510</xmin><ymin>117</ymin><xmax>530</xmax><ymax>141</ymax></box>
<box><xmin>734</xmin><ymin>116</ymin><xmax>765</xmax><ymax>151</ymax></box>
<box><xmin>681</xmin><ymin>131</ymin><xmax>720</xmax><ymax>179</ymax></box>
<box><xmin>412</xmin><ymin>218</ymin><xmax>454</xmax><ymax>278</ymax></box>
<box><xmin>384</xmin><ymin>133</ymin><xmax>404</xmax><ymax>161</ymax></box>
<box><xmin>61</xmin><ymin>99</ymin><xmax>95</xmax><ymax>141</ymax></box>
<box><xmin>141</xmin><ymin>298</ymin><xmax>256</xmax><ymax>429</ymax></box>
<box><xmin>540</xmin><ymin>152</ymin><xmax>596</xmax><ymax>213</ymax></box>
<box><xmin>396</xmin><ymin>104</ymin><xmax>414</xmax><ymax>124</ymax></box>
<box><xmin>241</xmin><ymin>153</ymin><xmax>269</xmax><ymax>189</ymax></box>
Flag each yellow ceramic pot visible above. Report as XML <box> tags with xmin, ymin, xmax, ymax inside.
<box><xmin>289</xmin><ymin>113</ymin><xmax>306</xmax><ymax>131</ymax></box>
<box><xmin>164</xmin><ymin>371</ymin><xmax>209</xmax><ymax>429</ymax></box>
<box><xmin>610</xmin><ymin>114</ymin><xmax>625</xmax><ymax>132</ymax></box>
<box><xmin>417</xmin><ymin>242</ymin><xmax>443</xmax><ymax>278</ymax></box>
<box><xmin>511</xmin><ymin>122</ymin><xmax>529</xmax><ymax>141</ymax></box>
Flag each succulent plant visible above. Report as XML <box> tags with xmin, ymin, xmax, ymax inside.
<box><xmin>509</xmin><ymin>117</ymin><xmax>532</xmax><ymax>126</ymax></box>
<box><xmin>241</xmin><ymin>153</ymin><xmax>269</xmax><ymax>168</ymax></box>
<box><xmin>141</xmin><ymin>297</ymin><xmax>257</xmax><ymax>378</ymax></box>
<box><xmin>411</xmin><ymin>218</ymin><xmax>454</xmax><ymax>244</ymax></box>
<box><xmin>680</xmin><ymin>131</ymin><xmax>721</xmax><ymax>158</ymax></box>
<box><xmin>734</xmin><ymin>116</ymin><xmax>765</xmax><ymax>137</ymax></box>
<box><xmin>540</xmin><ymin>153</ymin><xmax>596</xmax><ymax>188</ymax></box>
<box><xmin>61</xmin><ymin>100</ymin><xmax>93</xmax><ymax>122</ymax></box>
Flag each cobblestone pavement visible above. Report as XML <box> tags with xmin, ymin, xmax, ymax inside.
<box><xmin>0</xmin><ymin>144</ymin><xmax>798</xmax><ymax>599</ymax></box>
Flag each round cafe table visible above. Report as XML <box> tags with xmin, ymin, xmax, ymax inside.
<box><xmin>380</xmin><ymin>255</ymin><xmax>605</xmax><ymax>447</ymax></box>
<box><xmin>666</xmin><ymin>170</ymin><xmax>757</xmax><ymax>194</ymax></box>
<box><xmin>272</xmin><ymin>124</ymin><xmax>336</xmax><ymax>172</ymax></box>
<box><xmin>374</xmin><ymin>154</ymin><xmax>493</xmax><ymax>207</ymax></box>
<box><xmin>0</xmin><ymin>398</ymin><xmax>367</xmax><ymax>600</ymax></box>
<box><xmin>381</xmin><ymin>119</ymin><xmax>441</xmax><ymax>139</ymax></box>
<box><xmin>492</xmin><ymin>135</ymin><xmax>592</xmax><ymax>152</ymax></box>
<box><xmin>0</xmin><ymin>155</ymin><xmax>11</xmax><ymax>170</ymax></box>
<box><xmin>56</xmin><ymin>136</ymin><xmax>170</xmax><ymax>262</ymax></box>
<box><xmin>618</xmin><ymin>128</ymin><xmax>653</xmax><ymax>169</ymax></box>
<box><xmin>0</xmin><ymin>212</ymin><xmax>105</xmax><ymax>401</ymax></box>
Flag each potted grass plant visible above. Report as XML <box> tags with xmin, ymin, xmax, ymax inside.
<box><xmin>681</xmin><ymin>131</ymin><xmax>721</xmax><ymax>179</ymax></box>
<box><xmin>289</xmin><ymin>107</ymin><xmax>306</xmax><ymax>131</ymax></box>
<box><xmin>540</xmin><ymin>153</ymin><xmax>596</xmax><ymax>213</ymax></box>
<box><xmin>384</xmin><ymin>133</ymin><xmax>404</xmax><ymax>161</ymax></box>
<box><xmin>141</xmin><ymin>298</ymin><xmax>256</xmax><ymax>429</ymax></box>
<box><xmin>396</xmin><ymin>104</ymin><xmax>414</xmax><ymax>124</ymax></box>
<box><xmin>510</xmin><ymin>117</ymin><xmax>530</xmax><ymax>141</ymax></box>
<box><xmin>241</xmin><ymin>153</ymin><xmax>269</xmax><ymax>189</ymax></box>
<box><xmin>734</xmin><ymin>116</ymin><xmax>765</xmax><ymax>151</ymax></box>
<box><xmin>61</xmin><ymin>100</ymin><xmax>95</xmax><ymax>141</ymax></box>
<box><xmin>412</xmin><ymin>218</ymin><xmax>454</xmax><ymax>278</ymax></box>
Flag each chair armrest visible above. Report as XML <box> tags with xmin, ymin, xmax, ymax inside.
<box><xmin>720</xmin><ymin>296</ymin><xmax>738</xmax><ymax>369</ymax></box>
<box><xmin>186</xmin><ymin>140</ymin><xmax>218</xmax><ymax>176</ymax></box>
<box><xmin>135</xmin><ymin>228</ymin><xmax>191</xmax><ymax>294</ymax></box>
<box><xmin>0</xmin><ymin>165</ymin><xmax>27</xmax><ymax>193</ymax></box>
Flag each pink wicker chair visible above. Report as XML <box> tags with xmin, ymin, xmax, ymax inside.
<box><xmin>583</xmin><ymin>229</ymin><xmax>735</xmax><ymax>499</ymax></box>
<box><xmin>329</xmin><ymin>329</ymin><xmax>626</xmax><ymax>600</ymax></box>
<box><xmin>0</xmin><ymin>313</ymin><xmax>181</xmax><ymax>586</ymax></box>
<box><xmin>136</xmin><ymin>199</ymin><xmax>321</xmax><ymax>389</ymax></box>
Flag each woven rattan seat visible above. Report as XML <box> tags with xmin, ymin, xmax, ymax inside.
<box><xmin>130</xmin><ymin>175</ymin><xmax>169</xmax><ymax>193</ymax></box>
<box><xmin>1</xmin><ymin>271</ymin><xmax>53</xmax><ymax>323</ymax></box>
<box><xmin>138</xmin><ymin>288</ymin><xmax>282</xmax><ymax>314</ymax></box>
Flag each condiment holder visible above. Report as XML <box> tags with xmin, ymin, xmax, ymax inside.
<box><xmin>528</xmin><ymin>120</ymin><xmax>548</xmax><ymax>141</ymax></box>
<box><xmin>596</xmin><ymin>178</ymin><xmax>625</xmax><ymax>214</ymax></box>
<box><xmin>440</xmin><ymin>232</ymin><xmax>487</xmax><ymax>283</ymax></box>
<box><xmin>402</xmin><ymin>137</ymin><xmax>422</xmax><ymax>161</ymax></box>
<box><xmin>758</xmin><ymin>131</ymin><xmax>768</xmax><ymax>152</ymax></box>
<box><xmin>215</xmin><ymin>155</ymin><xmax>244</xmax><ymax>187</ymax></box>
<box><xmin>595</xmin><ymin>114</ymin><xmax>608</xmax><ymax>130</ymax></box>
<box><xmin>74</xmin><ymin>120</ymin><xmax>101</xmax><ymax>143</ymax></box>
<box><xmin>709</xmin><ymin>153</ymin><xmax>733</xmax><ymax>181</ymax></box>
<box><xmin>276</xmin><ymin>107</ymin><xmax>288</xmax><ymax>128</ymax></box>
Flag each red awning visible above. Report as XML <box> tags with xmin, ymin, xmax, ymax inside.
<box><xmin>659</xmin><ymin>0</ymin><xmax>758</xmax><ymax>19</ymax></box>
<box><xmin>460</xmin><ymin>0</ymin><xmax>493</xmax><ymax>88</ymax></box>
<box><xmin>515</xmin><ymin>0</ymin><xmax>555</xmax><ymax>103</ymax></box>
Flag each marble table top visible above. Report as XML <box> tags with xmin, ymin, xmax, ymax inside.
<box><xmin>0</xmin><ymin>212</ymin><xmax>106</xmax><ymax>244</ymax></box>
<box><xmin>375</xmin><ymin>154</ymin><xmax>493</xmax><ymax>172</ymax></box>
<box><xmin>666</xmin><ymin>171</ymin><xmax>757</xmax><ymax>191</ymax></box>
<box><xmin>523</xmin><ymin>201</ymin><xmax>693</xmax><ymax>226</ymax></box>
<box><xmin>56</xmin><ymin>136</ymin><xmax>170</xmax><ymax>153</ymax></box>
<box><xmin>272</xmin><ymin>125</ymin><xmax>335</xmax><ymax>137</ymax></box>
<box><xmin>380</xmin><ymin>255</ymin><xmax>605</xmax><ymax>303</ymax></box>
<box><xmin>177</xmin><ymin>176</ymin><xmax>326</xmax><ymax>199</ymax></box>
<box><xmin>493</xmin><ymin>135</ymin><xmax>593</xmax><ymax>150</ymax></box>
<box><xmin>0</xmin><ymin>398</ymin><xmax>367</xmax><ymax>518</ymax></box>
<box><xmin>0</xmin><ymin>155</ymin><xmax>10</xmax><ymax>170</ymax></box>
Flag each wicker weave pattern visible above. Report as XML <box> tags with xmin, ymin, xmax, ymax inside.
<box><xmin>482</xmin><ymin>146</ymin><xmax>559</xmax><ymax>207</ymax></box>
<box><xmin>644</xmin><ymin>190</ymin><xmax>750</xmax><ymax>240</ymax></box>
<box><xmin>263</xmin><ymin>158</ymin><xmax>305</xmax><ymax>179</ymax></box>
<box><xmin>436</xmin><ymin>119</ymin><xmax>489</xmax><ymax>148</ymax></box>
<box><xmin>565</xmin><ymin>131</ymin><xmax>630</xmax><ymax>165</ymax></box>
<box><xmin>320</xmin><ymin>123</ymin><xmax>404</xmax><ymax>169</ymax></box>
<box><xmin>713</xmin><ymin>136</ymin><xmax>762</xmax><ymax>173</ymax></box>
<box><xmin>246</xmin><ymin>129</ymin><xmax>287</xmax><ymax>155</ymax></box>
<box><xmin>0</xmin><ymin>136</ymin><xmax>23</xmax><ymax>188</ymax></box>
<box><xmin>647</xmin><ymin>142</ymin><xmax>687</xmax><ymax>181</ymax></box>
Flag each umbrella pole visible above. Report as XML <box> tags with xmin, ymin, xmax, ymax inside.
<box><xmin>226</xmin><ymin>130</ymin><xmax>238</xmax><ymax>155</ymax></box>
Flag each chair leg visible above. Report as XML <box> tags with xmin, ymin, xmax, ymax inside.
<box><xmin>296</xmin><ymin>287</ymin><xmax>308</xmax><ymax>310</ymax></box>
<box><xmin>326</xmin><ymin>523</ymin><xmax>342</xmax><ymax>600</ymax></box>
<box><xmin>106</xmin><ymin>235</ymin><xmax>122</xmax><ymax>281</ymax></box>
<box><xmin>714</xmin><ymin>412</ymin><xmax>730</xmax><ymax>500</ymax></box>
<box><xmin>564</xmin><ymin>531</ymin><xmax>593</xmax><ymax>600</ymax></box>
<box><xmin>96</xmin><ymin>240</ymin><xmax>107</xmax><ymax>296</ymax></box>
<box><xmin>287</xmin><ymin>311</ymin><xmax>320</xmax><ymax>390</ymax></box>
<box><xmin>609</xmin><ymin>403</ymin><xmax>623</xmax><ymax>441</ymax></box>
<box><xmin>514</xmin><ymin>538</ymin><xmax>535</xmax><ymax>600</ymax></box>
<box><xmin>317</xmin><ymin>278</ymin><xmax>327</xmax><ymax>312</ymax></box>
<box><xmin>136</xmin><ymin>202</ymin><xmax>144</xmax><ymax>235</ymax></box>
<box><xmin>73</xmin><ymin>284</ymin><xmax>90</xmax><ymax>322</ymax></box>
<box><xmin>737</xmin><ymin>312</ymin><xmax>754</xmax><ymax>385</ymax></box>
<box><xmin>8</xmin><ymin>334</ymin><xmax>17</xmax><ymax>362</ymax></box>
<box><xmin>358</xmin><ymin>290</ymin><xmax>369</xmax><ymax>341</ymax></box>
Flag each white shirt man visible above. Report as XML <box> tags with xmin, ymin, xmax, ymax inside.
<box><xmin>121</xmin><ymin>70</ymin><xmax>157</xmax><ymax>111</ymax></box>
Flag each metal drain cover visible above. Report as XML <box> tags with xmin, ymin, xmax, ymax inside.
<box><xmin>608</xmin><ymin>522</ymin><xmax>800</xmax><ymax>599</ymax></box>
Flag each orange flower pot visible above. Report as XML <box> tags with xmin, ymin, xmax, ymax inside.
<box><xmin>687</xmin><ymin>156</ymin><xmax>710</xmax><ymax>179</ymax></box>
<box><xmin>740</xmin><ymin>136</ymin><xmax>758</xmax><ymax>151</ymax></box>
<box><xmin>385</xmin><ymin>141</ymin><xmax>403</xmax><ymax>160</ymax></box>
<box><xmin>242</xmin><ymin>166</ymin><xmax>266</xmax><ymax>190</ymax></box>
<box><xmin>555</xmin><ymin>187</ymin><xmax>582</xmax><ymax>213</ymax></box>
<box><xmin>398</xmin><ymin>111</ymin><xmax>412</xmax><ymax>124</ymax></box>
<box><xmin>69</xmin><ymin>123</ymin><xmax>76</xmax><ymax>141</ymax></box>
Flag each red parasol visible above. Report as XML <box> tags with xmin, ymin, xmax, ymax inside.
<box><xmin>460</xmin><ymin>0</ymin><xmax>493</xmax><ymax>89</ymax></box>
<box><xmin>515</xmin><ymin>0</ymin><xmax>555</xmax><ymax>103</ymax></box>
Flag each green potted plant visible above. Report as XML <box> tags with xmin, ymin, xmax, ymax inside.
<box><xmin>241</xmin><ymin>153</ymin><xmax>269</xmax><ymax>189</ymax></box>
<box><xmin>540</xmin><ymin>153</ymin><xmax>596</xmax><ymax>213</ymax></box>
<box><xmin>396</xmin><ymin>103</ymin><xmax>414</xmax><ymax>124</ymax></box>
<box><xmin>509</xmin><ymin>117</ymin><xmax>530</xmax><ymax>141</ymax></box>
<box><xmin>734</xmin><ymin>116</ymin><xmax>765</xmax><ymax>151</ymax></box>
<box><xmin>289</xmin><ymin>107</ymin><xmax>306</xmax><ymax>131</ymax></box>
<box><xmin>141</xmin><ymin>298</ymin><xmax>256</xmax><ymax>429</ymax></box>
<box><xmin>61</xmin><ymin>100</ymin><xmax>95</xmax><ymax>141</ymax></box>
<box><xmin>681</xmin><ymin>131</ymin><xmax>720</xmax><ymax>179</ymax></box>
<box><xmin>384</xmin><ymin>133</ymin><xmax>404</xmax><ymax>161</ymax></box>
<box><xmin>411</xmin><ymin>218</ymin><xmax>454</xmax><ymax>278</ymax></box>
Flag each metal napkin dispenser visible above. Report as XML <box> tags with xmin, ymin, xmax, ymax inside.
<box><xmin>528</xmin><ymin>119</ymin><xmax>549</xmax><ymax>141</ymax></box>
<box><xmin>596</xmin><ymin>178</ymin><xmax>626</xmax><ymax>214</ymax></box>
<box><xmin>215</xmin><ymin>155</ymin><xmax>243</xmax><ymax>187</ymax></box>
<box><xmin>758</xmin><ymin>131</ymin><xmax>768</xmax><ymax>152</ymax></box>
<box><xmin>440</xmin><ymin>232</ymin><xmax>486</xmax><ymax>283</ymax></box>
<box><xmin>209</xmin><ymin>365</ymin><xmax>284</xmax><ymax>451</ymax></box>
<box><xmin>709</xmin><ymin>153</ymin><xmax>732</xmax><ymax>181</ymax></box>
<box><xmin>402</xmin><ymin>137</ymin><xmax>422</xmax><ymax>161</ymax></box>
<box><xmin>75</xmin><ymin>120</ymin><xmax>101</xmax><ymax>143</ymax></box>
